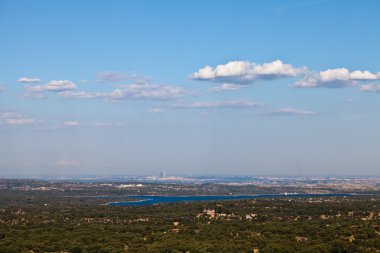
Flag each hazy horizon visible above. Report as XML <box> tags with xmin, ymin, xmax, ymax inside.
<box><xmin>1</xmin><ymin>0</ymin><xmax>380</xmax><ymax>176</ymax></box>
<box><xmin>1</xmin><ymin>170</ymin><xmax>380</xmax><ymax>179</ymax></box>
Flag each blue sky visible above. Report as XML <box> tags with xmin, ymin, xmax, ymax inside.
<box><xmin>0</xmin><ymin>0</ymin><xmax>379</xmax><ymax>176</ymax></box>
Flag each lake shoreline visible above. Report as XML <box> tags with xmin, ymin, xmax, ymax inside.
<box><xmin>105</xmin><ymin>193</ymin><xmax>365</xmax><ymax>206</ymax></box>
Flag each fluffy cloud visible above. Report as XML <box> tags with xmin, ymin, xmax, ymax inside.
<box><xmin>360</xmin><ymin>84</ymin><xmax>380</xmax><ymax>93</ymax></box>
<box><xmin>294</xmin><ymin>68</ymin><xmax>380</xmax><ymax>88</ymax></box>
<box><xmin>0</xmin><ymin>112</ymin><xmax>37</xmax><ymax>126</ymax></box>
<box><xmin>173</xmin><ymin>99</ymin><xmax>259</xmax><ymax>109</ymax></box>
<box><xmin>146</xmin><ymin>107</ymin><xmax>165</xmax><ymax>113</ymax></box>
<box><xmin>60</xmin><ymin>83</ymin><xmax>189</xmax><ymax>100</ymax></box>
<box><xmin>191</xmin><ymin>60</ymin><xmax>305</xmax><ymax>85</ymax></box>
<box><xmin>192</xmin><ymin>60</ymin><xmax>380</xmax><ymax>92</ymax></box>
<box><xmin>17</xmin><ymin>77</ymin><xmax>41</xmax><ymax>83</ymax></box>
<box><xmin>265</xmin><ymin>108</ymin><xmax>318</xmax><ymax>116</ymax></box>
<box><xmin>26</xmin><ymin>80</ymin><xmax>76</xmax><ymax>92</ymax></box>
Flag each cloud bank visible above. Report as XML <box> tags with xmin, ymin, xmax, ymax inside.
<box><xmin>191</xmin><ymin>60</ymin><xmax>305</xmax><ymax>85</ymax></box>
<box><xmin>294</xmin><ymin>68</ymin><xmax>380</xmax><ymax>88</ymax></box>
<box><xmin>191</xmin><ymin>60</ymin><xmax>380</xmax><ymax>92</ymax></box>
<box><xmin>60</xmin><ymin>83</ymin><xmax>189</xmax><ymax>100</ymax></box>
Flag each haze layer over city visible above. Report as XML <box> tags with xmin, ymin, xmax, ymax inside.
<box><xmin>1</xmin><ymin>0</ymin><xmax>380</xmax><ymax>177</ymax></box>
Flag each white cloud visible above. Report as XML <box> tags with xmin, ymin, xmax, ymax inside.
<box><xmin>0</xmin><ymin>112</ymin><xmax>37</xmax><ymax>126</ymax></box>
<box><xmin>60</xmin><ymin>83</ymin><xmax>189</xmax><ymax>100</ymax></box>
<box><xmin>294</xmin><ymin>68</ymin><xmax>380</xmax><ymax>88</ymax></box>
<box><xmin>17</xmin><ymin>77</ymin><xmax>41</xmax><ymax>83</ymax></box>
<box><xmin>59</xmin><ymin>91</ymin><xmax>107</xmax><ymax>99</ymax></box>
<box><xmin>22</xmin><ymin>91</ymin><xmax>47</xmax><ymax>99</ymax></box>
<box><xmin>349</xmin><ymin>70</ymin><xmax>379</xmax><ymax>80</ymax></box>
<box><xmin>97</xmin><ymin>71</ymin><xmax>150</xmax><ymax>83</ymax></box>
<box><xmin>146</xmin><ymin>107</ymin><xmax>165</xmax><ymax>113</ymax></box>
<box><xmin>265</xmin><ymin>108</ymin><xmax>318</xmax><ymax>116</ymax></box>
<box><xmin>209</xmin><ymin>83</ymin><xmax>248</xmax><ymax>92</ymax></box>
<box><xmin>191</xmin><ymin>60</ymin><xmax>305</xmax><ymax>85</ymax></box>
<box><xmin>119</xmin><ymin>84</ymin><xmax>188</xmax><ymax>100</ymax></box>
<box><xmin>63</xmin><ymin>121</ymin><xmax>80</xmax><ymax>127</ymax></box>
<box><xmin>63</xmin><ymin>121</ymin><xmax>123</xmax><ymax>128</ymax></box>
<box><xmin>26</xmin><ymin>80</ymin><xmax>77</xmax><ymax>92</ymax></box>
<box><xmin>192</xmin><ymin>61</ymin><xmax>380</xmax><ymax>91</ymax></box>
<box><xmin>57</xmin><ymin>158</ymin><xmax>80</xmax><ymax>167</ymax></box>
<box><xmin>173</xmin><ymin>99</ymin><xmax>260</xmax><ymax>109</ymax></box>
<box><xmin>360</xmin><ymin>84</ymin><xmax>380</xmax><ymax>93</ymax></box>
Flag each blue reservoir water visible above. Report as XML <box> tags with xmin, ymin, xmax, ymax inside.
<box><xmin>107</xmin><ymin>193</ymin><xmax>355</xmax><ymax>206</ymax></box>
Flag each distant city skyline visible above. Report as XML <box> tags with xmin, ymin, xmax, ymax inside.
<box><xmin>0</xmin><ymin>0</ymin><xmax>379</xmax><ymax>176</ymax></box>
